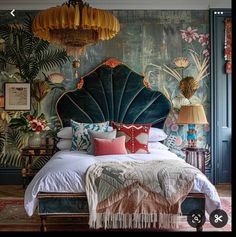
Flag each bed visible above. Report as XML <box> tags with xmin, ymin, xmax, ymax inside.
<box><xmin>24</xmin><ymin>58</ymin><xmax>221</xmax><ymax>232</ymax></box>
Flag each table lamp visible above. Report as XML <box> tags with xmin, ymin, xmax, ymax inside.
<box><xmin>176</xmin><ymin>104</ymin><xmax>208</xmax><ymax>148</ymax></box>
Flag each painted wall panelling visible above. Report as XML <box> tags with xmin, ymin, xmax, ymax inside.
<box><xmin>210</xmin><ymin>9</ymin><xmax>231</xmax><ymax>184</ymax></box>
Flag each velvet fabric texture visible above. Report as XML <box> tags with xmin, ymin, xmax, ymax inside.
<box><xmin>87</xmin><ymin>129</ymin><xmax>117</xmax><ymax>154</ymax></box>
<box><xmin>94</xmin><ymin>136</ymin><xmax>127</xmax><ymax>156</ymax></box>
<box><xmin>56</xmin><ymin>60</ymin><xmax>171</xmax><ymax>128</ymax></box>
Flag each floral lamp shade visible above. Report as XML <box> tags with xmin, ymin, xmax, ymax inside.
<box><xmin>176</xmin><ymin>104</ymin><xmax>208</xmax><ymax>148</ymax></box>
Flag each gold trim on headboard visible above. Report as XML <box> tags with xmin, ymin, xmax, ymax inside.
<box><xmin>56</xmin><ymin>58</ymin><xmax>172</xmax><ymax>128</ymax></box>
<box><xmin>104</xmin><ymin>58</ymin><xmax>122</xmax><ymax>68</ymax></box>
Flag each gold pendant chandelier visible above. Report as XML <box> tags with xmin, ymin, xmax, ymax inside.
<box><xmin>32</xmin><ymin>0</ymin><xmax>120</xmax><ymax>59</ymax></box>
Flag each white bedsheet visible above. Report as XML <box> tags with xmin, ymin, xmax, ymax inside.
<box><xmin>24</xmin><ymin>148</ymin><xmax>221</xmax><ymax>217</ymax></box>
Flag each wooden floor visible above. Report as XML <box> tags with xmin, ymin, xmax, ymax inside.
<box><xmin>0</xmin><ymin>184</ymin><xmax>232</xmax><ymax>198</ymax></box>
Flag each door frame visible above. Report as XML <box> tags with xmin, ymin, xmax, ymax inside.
<box><xmin>210</xmin><ymin>8</ymin><xmax>231</xmax><ymax>184</ymax></box>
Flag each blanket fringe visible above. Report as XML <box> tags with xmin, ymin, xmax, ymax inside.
<box><xmin>90</xmin><ymin>213</ymin><xmax>180</xmax><ymax>229</ymax></box>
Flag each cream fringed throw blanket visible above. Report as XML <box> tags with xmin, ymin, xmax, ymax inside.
<box><xmin>85</xmin><ymin>159</ymin><xmax>202</xmax><ymax>229</ymax></box>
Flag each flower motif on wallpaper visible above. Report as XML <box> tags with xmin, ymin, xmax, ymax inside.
<box><xmin>164</xmin><ymin>111</ymin><xmax>183</xmax><ymax>147</ymax></box>
<box><xmin>174</xmin><ymin>26</ymin><xmax>209</xmax><ymax>99</ymax></box>
<box><xmin>148</xmin><ymin>26</ymin><xmax>210</xmax><ymax>102</ymax></box>
<box><xmin>173</xmin><ymin>57</ymin><xmax>190</xmax><ymax>69</ymax></box>
<box><xmin>8</xmin><ymin>112</ymin><xmax>50</xmax><ymax>134</ymax></box>
<box><xmin>180</xmin><ymin>26</ymin><xmax>199</xmax><ymax>43</ymax></box>
<box><xmin>180</xmin><ymin>26</ymin><xmax>210</xmax><ymax>57</ymax></box>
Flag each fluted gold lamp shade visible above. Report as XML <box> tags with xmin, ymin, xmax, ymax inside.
<box><xmin>32</xmin><ymin>0</ymin><xmax>120</xmax><ymax>58</ymax></box>
<box><xmin>176</xmin><ymin>104</ymin><xmax>208</xmax><ymax>148</ymax></box>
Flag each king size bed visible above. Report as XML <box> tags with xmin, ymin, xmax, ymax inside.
<box><xmin>24</xmin><ymin>58</ymin><xmax>221</xmax><ymax>232</ymax></box>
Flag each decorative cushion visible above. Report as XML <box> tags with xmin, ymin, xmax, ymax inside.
<box><xmin>148</xmin><ymin>127</ymin><xmax>168</xmax><ymax>142</ymax></box>
<box><xmin>57</xmin><ymin>127</ymin><xmax>73</xmax><ymax>139</ymax></box>
<box><xmin>87</xmin><ymin>129</ymin><xmax>117</xmax><ymax>154</ymax></box>
<box><xmin>94</xmin><ymin>136</ymin><xmax>127</xmax><ymax>156</ymax></box>
<box><xmin>56</xmin><ymin>139</ymin><xmax>72</xmax><ymax>150</ymax></box>
<box><xmin>112</xmin><ymin>122</ymin><xmax>151</xmax><ymax>153</ymax></box>
<box><xmin>71</xmin><ymin>120</ymin><xmax>109</xmax><ymax>151</ymax></box>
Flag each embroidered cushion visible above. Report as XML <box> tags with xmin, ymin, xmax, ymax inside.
<box><xmin>94</xmin><ymin>136</ymin><xmax>127</xmax><ymax>156</ymax></box>
<box><xmin>71</xmin><ymin>120</ymin><xmax>109</xmax><ymax>151</ymax></box>
<box><xmin>112</xmin><ymin>122</ymin><xmax>151</xmax><ymax>153</ymax></box>
<box><xmin>87</xmin><ymin>129</ymin><xmax>117</xmax><ymax>154</ymax></box>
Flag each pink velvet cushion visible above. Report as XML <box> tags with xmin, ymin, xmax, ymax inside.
<box><xmin>94</xmin><ymin>136</ymin><xmax>127</xmax><ymax>156</ymax></box>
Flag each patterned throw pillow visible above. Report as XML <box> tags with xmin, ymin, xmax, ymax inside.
<box><xmin>87</xmin><ymin>129</ymin><xmax>117</xmax><ymax>154</ymax></box>
<box><xmin>71</xmin><ymin>120</ymin><xmax>109</xmax><ymax>151</ymax></box>
<box><xmin>112</xmin><ymin>122</ymin><xmax>151</xmax><ymax>153</ymax></box>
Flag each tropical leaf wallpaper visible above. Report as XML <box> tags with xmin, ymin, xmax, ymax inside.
<box><xmin>0</xmin><ymin>10</ymin><xmax>211</xmax><ymax>176</ymax></box>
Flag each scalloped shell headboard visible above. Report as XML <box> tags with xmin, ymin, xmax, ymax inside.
<box><xmin>56</xmin><ymin>58</ymin><xmax>171</xmax><ymax>128</ymax></box>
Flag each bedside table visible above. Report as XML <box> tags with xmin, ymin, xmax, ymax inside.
<box><xmin>21</xmin><ymin>145</ymin><xmax>56</xmax><ymax>188</ymax></box>
<box><xmin>182</xmin><ymin>147</ymin><xmax>209</xmax><ymax>174</ymax></box>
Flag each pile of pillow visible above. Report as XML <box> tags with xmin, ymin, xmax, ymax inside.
<box><xmin>56</xmin><ymin>119</ymin><xmax>168</xmax><ymax>156</ymax></box>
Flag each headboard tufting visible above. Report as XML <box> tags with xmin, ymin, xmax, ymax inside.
<box><xmin>56</xmin><ymin>58</ymin><xmax>171</xmax><ymax>128</ymax></box>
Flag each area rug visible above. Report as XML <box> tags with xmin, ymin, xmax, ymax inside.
<box><xmin>177</xmin><ymin>196</ymin><xmax>231</xmax><ymax>232</ymax></box>
<box><xmin>0</xmin><ymin>197</ymin><xmax>231</xmax><ymax>232</ymax></box>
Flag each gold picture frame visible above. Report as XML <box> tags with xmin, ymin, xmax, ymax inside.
<box><xmin>4</xmin><ymin>83</ymin><xmax>31</xmax><ymax>110</ymax></box>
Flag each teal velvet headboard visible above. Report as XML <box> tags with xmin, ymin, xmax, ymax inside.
<box><xmin>56</xmin><ymin>58</ymin><xmax>171</xmax><ymax>128</ymax></box>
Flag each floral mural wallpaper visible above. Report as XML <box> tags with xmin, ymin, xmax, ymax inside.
<box><xmin>0</xmin><ymin>10</ymin><xmax>211</xmax><ymax>178</ymax></box>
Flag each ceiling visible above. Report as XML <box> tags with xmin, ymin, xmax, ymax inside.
<box><xmin>0</xmin><ymin>0</ymin><xmax>232</xmax><ymax>10</ymax></box>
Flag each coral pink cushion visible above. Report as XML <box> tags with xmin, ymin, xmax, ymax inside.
<box><xmin>94</xmin><ymin>136</ymin><xmax>127</xmax><ymax>156</ymax></box>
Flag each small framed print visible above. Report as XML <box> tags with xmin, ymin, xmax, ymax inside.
<box><xmin>4</xmin><ymin>83</ymin><xmax>31</xmax><ymax>110</ymax></box>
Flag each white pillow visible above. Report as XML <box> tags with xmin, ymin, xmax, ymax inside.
<box><xmin>57</xmin><ymin>126</ymin><xmax>113</xmax><ymax>139</ymax></box>
<box><xmin>148</xmin><ymin>141</ymin><xmax>169</xmax><ymax>150</ymax></box>
<box><xmin>56</xmin><ymin>139</ymin><xmax>72</xmax><ymax>150</ymax></box>
<box><xmin>148</xmin><ymin>127</ymin><xmax>168</xmax><ymax>142</ymax></box>
<box><xmin>57</xmin><ymin>127</ymin><xmax>73</xmax><ymax>139</ymax></box>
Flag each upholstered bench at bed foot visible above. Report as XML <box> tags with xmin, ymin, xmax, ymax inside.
<box><xmin>37</xmin><ymin>192</ymin><xmax>205</xmax><ymax>232</ymax></box>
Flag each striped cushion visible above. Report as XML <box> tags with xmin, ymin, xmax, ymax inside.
<box><xmin>71</xmin><ymin>120</ymin><xmax>109</xmax><ymax>151</ymax></box>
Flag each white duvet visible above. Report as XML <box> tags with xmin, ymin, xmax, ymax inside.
<box><xmin>24</xmin><ymin>147</ymin><xmax>221</xmax><ymax>217</ymax></box>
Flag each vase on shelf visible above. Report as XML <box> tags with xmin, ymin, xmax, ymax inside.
<box><xmin>28</xmin><ymin>132</ymin><xmax>41</xmax><ymax>148</ymax></box>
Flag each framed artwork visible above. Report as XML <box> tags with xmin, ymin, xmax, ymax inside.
<box><xmin>4</xmin><ymin>83</ymin><xmax>31</xmax><ymax>110</ymax></box>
